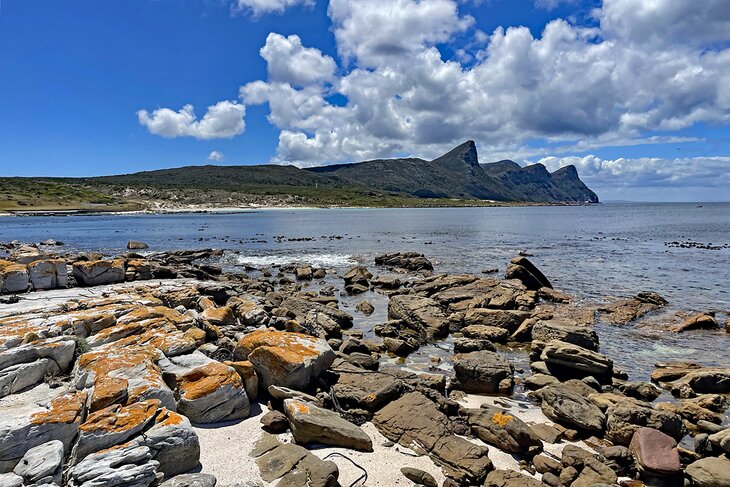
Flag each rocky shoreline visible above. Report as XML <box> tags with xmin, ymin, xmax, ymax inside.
<box><xmin>0</xmin><ymin>242</ymin><xmax>728</xmax><ymax>487</ymax></box>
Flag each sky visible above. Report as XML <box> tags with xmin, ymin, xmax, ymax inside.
<box><xmin>0</xmin><ymin>0</ymin><xmax>729</xmax><ymax>201</ymax></box>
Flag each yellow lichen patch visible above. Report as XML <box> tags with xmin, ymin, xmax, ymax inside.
<box><xmin>80</xmin><ymin>399</ymin><xmax>160</xmax><ymax>433</ymax></box>
<box><xmin>201</xmin><ymin>306</ymin><xmax>236</xmax><ymax>325</ymax></box>
<box><xmin>491</xmin><ymin>412</ymin><xmax>515</xmax><ymax>428</ymax></box>
<box><xmin>224</xmin><ymin>360</ymin><xmax>256</xmax><ymax>381</ymax></box>
<box><xmin>116</xmin><ymin>306</ymin><xmax>187</xmax><ymax>326</ymax></box>
<box><xmin>0</xmin><ymin>259</ymin><xmax>28</xmax><ymax>273</ymax></box>
<box><xmin>90</xmin><ymin>376</ymin><xmax>129</xmax><ymax>412</ymax></box>
<box><xmin>30</xmin><ymin>390</ymin><xmax>87</xmax><ymax>425</ymax></box>
<box><xmin>236</xmin><ymin>329</ymin><xmax>321</xmax><ymax>360</ymax></box>
<box><xmin>178</xmin><ymin>362</ymin><xmax>242</xmax><ymax>401</ymax></box>
<box><xmin>287</xmin><ymin>401</ymin><xmax>310</xmax><ymax>415</ymax></box>
<box><xmin>154</xmin><ymin>408</ymin><xmax>185</xmax><ymax>427</ymax></box>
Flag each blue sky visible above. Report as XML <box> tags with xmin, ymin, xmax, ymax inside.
<box><xmin>0</xmin><ymin>0</ymin><xmax>729</xmax><ymax>201</ymax></box>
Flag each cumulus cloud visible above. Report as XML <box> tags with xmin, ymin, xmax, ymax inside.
<box><xmin>207</xmin><ymin>150</ymin><xmax>225</xmax><ymax>162</ymax></box>
<box><xmin>534</xmin><ymin>0</ymin><xmax>579</xmax><ymax>10</ymax></box>
<box><xmin>239</xmin><ymin>0</ymin><xmax>730</xmax><ymax>166</ymax></box>
<box><xmin>137</xmin><ymin>101</ymin><xmax>245</xmax><ymax>140</ymax></box>
<box><xmin>260</xmin><ymin>33</ymin><xmax>337</xmax><ymax>87</ymax></box>
<box><xmin>234</xmin><ymin>0</ymin><xmax>314</xmax><ymax>16</ymax></box>
<box><xmin>538</xmin><ymin>154</ymin><xmax>730</xmax><ymax>189</ymax></box>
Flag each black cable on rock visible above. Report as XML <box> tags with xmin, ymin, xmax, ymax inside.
<box><xmin>322</xmin><ymin>452</ymin><xmax>368</xmax><ymax>487</ymax></box>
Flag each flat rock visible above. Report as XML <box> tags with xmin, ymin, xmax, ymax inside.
<box><xmin>159</xmin><ymin>473</ymin><xmax>217</xmax><ymax>487</ymax></box>
<box><xmin>629</xmin><ymin>427</ymin><xmax>680</xmax><ymax>476</ymax></box>
<box><xmin>72</xmin><ymin>259</ymin><xmax>125</xmax><ymax>286</ymax></box>
<box><xmin>234</xmin><ymin>329</ymin><xmax>335</xmax><ymax>390</ymax></box>
<box><xmin>485</xmin><ymin>469</ymin><xmax>547</xmax><ymax>487</ymax></box>
<box><xmin>283</xmin><ymin>399</ymin><xmax>373</xmax><ymax>451</ymax></box>
<box><xmin>388</xmin><ymin>295</ymin><xmax>449</xmax><ymax>341</ymax></box>
<box><xmin>531</xmin><ymin>321</ymin><xmax>598</xmax><ymax>351</ymax></box>
<box><xmin>331</xmin><ymin>366</ymin><xmax>402</xmax><ymax>411</ymax></box>
<box><xmin>605</xmin><ymin>399</ymin><xmax>684</xmax><ymax>446</ymax></box>
<box><xmin>685</xmin><ymin>456</ymin><xmax>730</xmax><ymax>487</ymax></box>
<box><xmin>540</xmin><ymin>340</ymin><xmax>613</xmax><ymax>381</ymax></box>
<box><xmin>452</xmin><ymin>350</ymin><xmax>514</xmax><ymax>395</ymax></box>
<box><xmin>375</xmin><ymin>252</ymin><xmax>433</xmax><ymax>271</ymax></box>
<box><xmin>67</xmin><ymin>443</ymin><xmax>159</xmax><ymax>487</ymax></box>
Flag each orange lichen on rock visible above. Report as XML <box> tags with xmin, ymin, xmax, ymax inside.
<box><xmin>491</xmin><ymin>411</ymin><xmax>515</xmax><ymax>427</ymax></box>
<box><xmin>116</xmin><ymin>306</ymin><xmax>188</xmax><ymax>326</ymax></box>
<box><xmin>235</xmin><ymin>329</ymin><xmax>322</xmax><ymax>360</ymax></box>
<box><xmin>80</xmin><ymin>399</ymin><xmax>160</xmax><ymax>433</ymax></box>
<box><xmin>178</xmin><ymin>362</ymin><xmax>243</xmax><ymax>401</ymax></box>
<box><xmin>90</xmin><ymin>376</ymin><xmax>129</xmax><ymax>412</ymax></box>
<box><xmin>287</xmin><ymin>401</ymin><xmax>310</xmax><ymax>415</ymax></box>
<box><xmin>30</xmin><ymin>390</ymin><xmax>87</xmax><ymax>425</ymax></box>
<box><xmin>154</xmin><ymin>408</ymin><xmax>185</xmax><ymax>427</ymax></box>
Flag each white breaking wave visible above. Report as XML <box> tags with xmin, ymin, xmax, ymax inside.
<box><xmin>235</xmin><ymin>253</ymin><xmax>358</xmax><ymax>268</ymax></box>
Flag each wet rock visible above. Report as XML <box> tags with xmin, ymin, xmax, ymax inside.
<box><xmin>535</xmin><ymin>384</ymin><xmax>606</xmax><ymax>434</ymax></box>
<box><xmin>127</xmin><ymin>241</ymin><xmax>149</xmax><ymax>250</ymax></box>
<box><xmin>260</xmin><ymin>411</ymin><xmax>289</xmax><ymax>434</ymax></box>
<box><xmin>67</xmin><ymin>443</ymin><xmax>159</xmax><ymax>487</ymax></box>
<box><xmin>400</xmin><ymin>467</ymin><xmax>437</xmax><ymax>487</ymax></box>
<box><xmin>614</xmin><ymin>380</ymin><xmax>662</xmax><ymax>402</ymax></box>
<box><xmin>12</xmin><ymin>440</ymin><xmax>63</xmax><ymax>485</ymax></box>
<box><xmin>461</xmin><ymin>324</ymin><xmax>510</xmax><ymax>343</ymax></box>
<box><xmin>388</xmin><ymin>295</ymin><xmax>449</xmax><ymax>341</ymax></box>
<box><xmin>674</xmin><ymin>313</ymin><xmax>719</xmax><ymax>332</ymax></box>
<box><xmin>343</xmin><ymin>266</ymin><xmax>372</xmax><ymax>294</ymax></box>
<box><xmin>465</xmin><ymin>406</ymin><xmax>542</xmax><ymax>456</ymax></box>
<box><xmin>283</xmin><ymin>399</ymin><xmax>373</xmax><ymax>451</ymax></box>
<box><xmin>540</xmin><ymin>340</ymin><xmax>613</xmax><ymax>381</ymax></box>
<box><xmin>159</xmin><ymin>473</ymin><xmax>217</xmax><ymax>487</ymax></box>
<box><xmin>234</xmin><ymin>329</ymin><xmax>335</xmax><ymax>390</ymax></box>
<box><xmin>708</xmin><ymin>427</ymin><xmax>730</xmax><ymax>453</ymax></box>
<box><xmin>344</xmin><ymin>352</ymin><xmax>378</xmax><ymax>370</ymax></box>
<box><xmin>453</xmin><ymin>337</ymin><xmax>496</xmax><ymax>353</ymax></box>
<box><xmin>375</xmin><ymin>252</ymin><xmax>433</xmax><ymax>272</ymax></box>
<box><xmin>462</xmin><ymin>309</ymin><xmax>530</xmax><ymax>334</ymax></box>
<box><xmin>294</xmin><ymin>266</ymin><xmax>313</xmax><ymax>280</ymax></box>
<box><xmin>685</xmin><ymin>456</ymin><xmax>730</xmax><ymax>487</ymax></box>
<box><xmin>355</xmin><ymin>300</ymin><xmax>375</xmax><ymax>315</ymax></box>
<box><xmin>598</xmin><ymin>292</ymin><xmax>667</xmax><ymax>324</ymax></box>
<box><xmin>531</xmin><ymin>320</ymin><xmax>599</xmax><ymax>351</ymax></box>
<box><xmin>629</xmin><ymin>427</ymin><xmax>680</xmax><ymax>476</ymax></box>
<box><xmin>484</xmin><ymin>469</ymin><xmax>547</xmax><ymax>487</ymax></box>
<box><xmin>72</xmin><ymin>259</ymin><xmax>125</xmax><ymax>286</ymax></box>
<box><xmin>505</xmin><ymin>256</ymin><xmax>552</xmax><ymax>290</ymax></box>
<box><xmin>452</xmin><ymin>350</ymin><xmax>514</xmax><ymax>395</ymax></box>
<box><xmin>605</xmin><ymin>399</ymin><xmax>684</xmax><ymax>445</ymax></box>
<box><xmin>382</xmin><ymin>337</ymin><xmax>419</xmax><ymax>357</ymax></box>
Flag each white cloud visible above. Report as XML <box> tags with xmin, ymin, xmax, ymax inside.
<box><xmin>137</xmin><ymin>101</ymin><xmax>245</xmax><ymax>140</ymax></box>
<box><xmin>537</xmin><ymin>154</ymin><xmax>730</xmax><ymax>189</ymax></box>
<box><xmin>239</xmin><ymin>0</ymin><xmax>730</xmax><ymax>167</ymax></box>
<box><xmin>260</xmin><ymin>33</ymin><xmax>337</xmax><ymax>87</ymax></box>
<box><xmin>534</xmin><ymin>0</ymin><xmax>578</xmax><ymax>10</ymax></box>
<box><xmin>207</xmin><ymin>150</ymin><xmax>225</xmax><ymax>162</ymax></box>
<box><xmin>234</xmin><ymin>0</ymin><xmax>314</xmax><ymax>16</ymax></box>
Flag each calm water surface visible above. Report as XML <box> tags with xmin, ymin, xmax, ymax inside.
<box><xmin>2</xmin><ymin>203</ymin><xmax>729</xmax><ymax>382</ymax></box>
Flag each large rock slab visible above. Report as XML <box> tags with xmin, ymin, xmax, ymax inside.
<box><xmin>132</xmin><ymin>408</ymin><xmax>200</xmax><ymax>477</ymax></box>
<box><xmin>685</xmin><ymin>456</ymin><xmax>730</xmax><ymax>487</ymax></box>
<box><xmin>485</xmin><ymin>469</ymin><xmax>547</xmax><ymax>487</ymax></box>
<box><xmin>72</xmin><ymin>259</ymin><xmax>125</xmax><ymax>286</ymax></box>
<box><xmin>12</xmin><ymin>440</ymin><xmax>64</xmax><ymax>485</ymax></box>
<box><xmin>505</xmin><ymin>257</ymin><xmax>551</xmax><ymax>291</ymax></box>
<box><xmin>375</xmin><ymin>252</ymin><xmax>433</xmax><ymax>271</ymax></box>
<box><xmin>67</xmin><ymin>443</ymin><xmax>159</xmax><ymax>487</ymax></box>
<box><xmin>0</xmin><ymin>260</ymin><xmax>30</xmax><ymax>294</ymax></box>
<box><xmin>629</xmin><ymin>427</ymin><xmax>680</xmax><ymax>476</ymax></box>
<box><xmin>540</xmin><ymin>340</ymin><xmax>613</xmax><ymax>381</ymax></box>
<box><xmin>283</xmin><ymin>399</ymin><xmax>373</xmax><ymax>451</ymax></box>
<box><xmin>452</xmin><ymin>350</ymin><xmax>514</xmax><ymax>395</ymax></box>
<box><xmin>27</xmin><ymin>260</ymin><xmax>68</xmax><ymax>290</ymax></box>
<box><xmin>531</xmin><ymin>321</ymin><xmax>598</xmax><ymax>351</ymax></box>
<box><xmin>465</xmin><ymin>406</ymin><xmax>542</xmax><ymax>456</ymax></box>
<box><xmin>331</xmin><ymin>365</ymin><xmax>402</xmax><ymax>411</ymax></box>
<box><xmin>461</xmin><ymin>309</ymin><xmax>530</xmax><ymax>334</ymax></box>
<box><xmin>0</xmin><ymin>338</ymin><xmax>76</xmax><ymax>399</ymax></box>
<box><xmin>388</xmin><ymin>295</ymin><xmax>449</xmax><ymax>341</ymax></box>
<box><xmin>598</xmin><ymin>291</ymin><xmax>667</xmax><ymax>324</ymax></box>
<box><xmin>605</xmin><ymin>399</ymin><xmax>684</xmax><ymax>445</ymax></box>
<box><xmin>234</xmin><ymin>330</ymin><xmax>335</xmax><ymax>390</ymax></box>
<box><xmin>0</xmin><ymin>386</ymin><xmax>86</xmax><ymax>473</ymax></box>
<box><xmin>535</xmin><ymin>384</ymin><xmax>605</xmax><ymax>434</ymax></box>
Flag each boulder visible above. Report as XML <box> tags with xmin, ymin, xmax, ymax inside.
<box><xmin>540</xmin><ymin>340</ymin><xmax>613</xmax><ymax>381</ymax></box>
<box><xmin>536</xmin><ymin>384</ymin><xmax>606</xmax><ymax>434</ymax></box>
<box><xmin>708</xmin><ymin>428</ymin><xmax>730</xmax><ymax>453</ymax></box>
<box><xmin>452</xmin><ymin>350</ymin><xmax>514</xmax><ymax>395</ymax></box>
<box><xmin>27</xmin><ymin>260</ymin><xmax>67</xmax><ymax>290</ymax></box>
<box><xmin>234</xmin><ymin>330</ymin><xmax>335</xmax><ymax>390</ymax></box>
<box><xmin>355</xmin><ymin>300</ymin><xmax>375</xmax><ymax>315</ymax></box>
<box><xmin>375</xmin><ymin>252</ymin><xmax>433</xmax><ymax>271</ymax></box>
<box><xmin>343</xmin><ymin>266</ymin><xmax>372</xmax><ymax>294</ymax></box>
<box><xmin>159</xmin><ymin>474</ymin><xmax>217</xmax><ymax>487</ymax></box>
<box><xmin>505</xmin><ymin>256</ymin><xmax>552</xmax><ymax>290</ymax></box>
<box><xmin>12</xmin><ymin>440</ymin><xmax>64</xmax><ymax>485</ymax></box>
<box><xmin>283</xmin><ymin>399</ymin><xmax>373</xmax><ymax>451</ymax></box>
<box><xmin>675</xmin><ymin>313</ymin><xmax>719</xmax><ymax>332</ymax></box>
<box><xmin>484</xmin><ymin>469</ymin><xmax>547</xmax><ymax>487</ymax></box>
<box><xmin>133</xmin><ymin>408</ymin><xmax>200</xmax><ymax>477</ymax></box>
<box><xmin>453</xmin><ymin>337</ymin><xmax>496</xmax><ymax>353</ymax></box>
<box><xmin>462</xmin><ymin>308</ymin><xmax>530</xmax><ymax>334</ymax></box>
<box><xmin>388</xmin><ymin>295</ymin><xmax>449</xmax><ymax>341</ymax></box>
<box><xmin>0</xmin><ymin>260</ymin><xmax>30</xmax><ymax>294</ymax></box>
<box><xmin>67</xmin><ymin>443</ymin><xmax>159</xmax><ymax>487</ymax></box>
<box><xmin>605</xmin><ymin>400</ymin><xmax>684</xmax><ymax>445</ymax></box>
<box><xmin>281</xmin><ymin>297</ymin><xmax>353</xmax><ymax>330</ymax></box>
<box><xmin>72</xmin><ymin>259</ymin><xmax>125</xmax><ymax>286</ymax></box>
<box><xmin>629</xmin><ymin>427</ymin><xmax>680</xmax><ymax>476</ymax></box>
<box><xmin>295</xmin><ymin>266</ymin><xmax>313</xmax><ymax>280</ymax></box>
<box><xmin>598</xmin><ymin>292</ymin><xmax>667</xmax><ymax>324</ymax></box>
<box><xmin>461</xmin><ymin>324</ymin><xmax>510</xmax><ymax>343</ymax></box>
<box><xmin>127</xmin><ymin>241</ymin><xmax>149</xmax><ymax>250</ymax></box>
<box><xmin>465</xmin><ymin>406</ymin><xmax>542</xmax><ymax>456</ymax></box>
<box><xmin>401</xmin><ymin>467</ymin><xmax>437</xmax><ymax>487</ymax></box>
<box><xmin>331</xmin><ymin>366</ymin><xmax>402</xmax><ymax>411</ymax></box>
<box><xmin>260</xmin><ymin>411</ymin><xmax>289</xmax><ymax>433</ymax></box>
<box><xmin>531</xmin><ymin>321</ymin><xmax>598</xmax><ymax>351</ymax></box>
<box><xmin>685</xmin><ymin>456</ymin><xmax>730</xmax><ymax>487</ymax></box>
<box><xmin>252</xmin><ymin>438</ymin><xmax>339</xmax><ymax>487</ymax></box>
